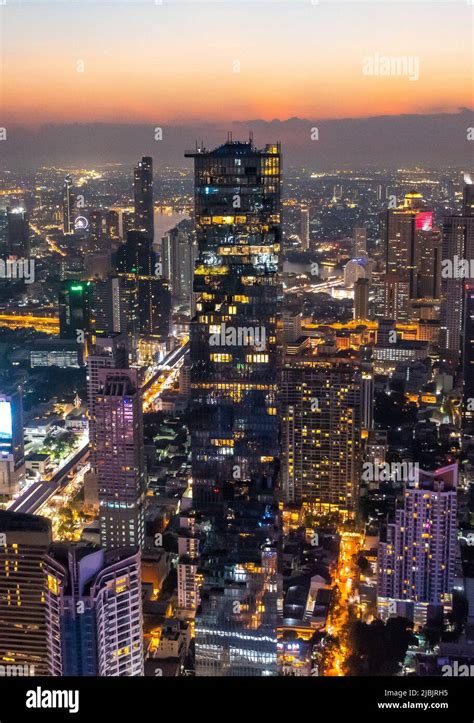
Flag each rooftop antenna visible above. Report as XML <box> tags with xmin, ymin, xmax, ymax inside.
<box><xmin>227</xmin><ymin>131</ymin><xmax>233</xmax><ymax>143</ymax></box>
<box><xmin>249</xmin><ymin>130</ymin><xmax>253</xmax><ymax>145</ymax></box>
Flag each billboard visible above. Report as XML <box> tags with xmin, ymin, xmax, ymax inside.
<box><xmin>415</xmin><ymin>211</ymin><xmax>433</xmax><ymax>231</ymax></box>
<box><xmin>0</xmin><ymin>400</ymin><xmax>13</xmax><ymax>451</ymax></box>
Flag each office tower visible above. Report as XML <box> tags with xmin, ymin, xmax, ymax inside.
<box><xmin>161</xmin><ymin>219</ymin><xmax>197</xmax><ymax>303</ymax></box>
<box><xmin>353</xmin><ymin>226</ymin><xmax>367</xmax><ymax>257</ymax></box>
<box><xmin>6</xmin><ymin>208</ymin><xmax>30</xmax><ymax>256</ymax></box>
<box><xmin>133</xmin><ymin>156</ymin><xmax>154</xmax><ymax>241</ymax></box>
<box><xmin>281</xmin><ymin>354</ymin><xmax>364</xmax><ymax>511</ymax></box>
<box><xmin>95</xmin><ymin>369</ymin><xmax>146</xmax><ymax>549</ymax></box>
<box><xmin>185</xmin><ymin>139</ymin><xmax>281</xmax><ymax>507</ymax></box>
<box><xmin>45</xmin><ymin>544</ymin><xmax>143</xmax><ymax>676</ymax></box>
<box><xmin>376</xmin><ymin>272</ymin><xmax>410</xmax><ymax>322</ymax></box>
<box><xmin>462</xmin><ymin>284</ymin><xmax>474</xmax><ymax>428</ymax></box>
<box><xmin>0</xmin><ymin>388</ymin><xmax>25</xmax><ymax>497</ymax></box>
<box><xmin>0</xmin><ymin>511</ymin><xmax>52</xmax><ymax>675</ymax></box>
<box><xmin>379</xmin><ymin>191</ymin><xmax>434</xmax><ymax>301</ymax></box>
<box><xmin>439</xmin><ymin>182</ymin><xmax>474</xmax><ymax>365</ymax></box>
<box><xmin>116</xmin><ymin>230</ymin><xmax>171</xmax><ymax>339</ymax></box>
<box><xmin>89</xmin><ymin>210</ymin><xmax>104</xmax><ymax>243</ymax></box>
<box><xmin>91</xmin><ymin>276</ymin><xmax>125</xmax><ymax>335</ymax></box>
<box><xmin>121</xmin><ymin>211</ymin><xmax>135</xmax><ymax>240</ymax></box>
<box><xmin>195</xmin><ymin>542</ymin><xmax>279</xmax><ymax>676</ymax></box>
<box><xmin>414</xmin><ymin>229</ymin><xmax>442</xmax><ymax>299</ymax></box>
<box><xmin>300</xmin><ymin>205</ymin><xmax>310</xmax><ymax>250</ymax></box>
<box><xmin>377</xmin><ymin>464</ymin><xmax>457</xmax><ymax>626</ymax></box>
<box><xmin>63</xmin><ymin>175</ymin><xmax>76</xmax><ymax>235</ymax></box>
<box><xmin>283</xmin><ymin>311</ymin><xmax>302</xmax><ymax>343</ymax></box>
<box><xmin>354</xmin><ymin>277</ymin><xmax>369</xmax><ymax>320</ymax></box>
<box><xmin>58</xmin><ymin>279</ymin><xmax>92</xmax><ymax>340</ymax></box>
<box><xmin>106</xmin><ymin>210</ymin><xmax>120</xmax><ymax>241</ymax></box>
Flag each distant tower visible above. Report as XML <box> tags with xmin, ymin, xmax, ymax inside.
<box><xmin>439</xmin><ymin>180</ymin><xmax>474</xmax><ymax>365</ymax></box>
<box><xmin>354</xmin><ymin>277</ymin><xmax>369</xmax><ymax>320</ymax></box>
<box><xmin>353</xmin><ymin>226</ymin><xmax>367</xmax><ymax>257</ymax></box>
<box><xmin>161</xmin><ymin>220</ymin><xmax>197</xmax><ymax>303</ymax></box>
<box><xmin>58</xmin><ymin>280</ymin><xmax>92</xmax><ymax>341</ymax></box>
<box><xmin>133</xmin><ymin>157</ymin><xmax>154</xmax><ymax>241</ymax></box>
<box><xmin>95</xmin><ymin>369</ymin><xmax>146</xmax><ymax>549</ymax></box>
<box><xmin>7</xmin><ymin>208</ymin><xmax>30</xmax><ymax>256</ymax></box>
<box><xmin>300</xmin><ymin>205</ymin><xmax>310</xmax><ymax>250</ymax></box>
<box><xmin>63</xmin><ymin>176</ymin><xmax>76</xmax><ymax>234</ymax></box>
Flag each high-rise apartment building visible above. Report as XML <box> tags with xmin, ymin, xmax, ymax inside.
<box><xmin>95</xmin><ymin>369</ymin><xmax>146</xmax><ymax>549</ymax></box>
<box><xmin>377</xmin><ymin>464</ymin><xmax>458</xmax><ymax>626</ymax></box>
<box><xmin>281</xmin><ymin>353</ymin><xmax>365</xmax><ymax>512</ymax></box>
<box><xmin>45</xmin><ymin>544</ymin><xmax>143</xmax><ymax>676</ymax></box>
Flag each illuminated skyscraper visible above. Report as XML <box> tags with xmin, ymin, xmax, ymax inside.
<box><xmin>281</xmin><ymin>353</ymin><xmax>365</xmax><ymax>512</ymax></box>
<box><xmin>133</xmin><ymin>156</ymin><xmax>154</xmax><ymax>241</ymax></box>
<box><xmin>186</xmin><ymin>138</ymin><xmax>281</xmax><ymax>676</ymax></box>
<box><xmin>116</xmin><ymin>230</ymin><xmax>171</xmax><ymax>340</ymax></box>
<box><xmin>95</xmin><ymin>369</ymin><xmax>146</xmax><ymax>549</ymax></box>
<box><xmin>0</xmin><ymin>511</ymin><xmax>52</xmax><ymax>675</ymax></box>
<box><xmin>45</xmin><ymin>544</ymin><xmax>143</xmax><ymax>676</ymax></box>
<box><xmin>439</xmin><ymin>182</ymin><xmax>474</xmax><ymax>365</ymax></box>
<box><xmin>6</xmin><ymin>208</ymin><xmax>30</xmax><ymax>256</ymax></box>
<box><xmin>377</xmin><ymin>464</ymin><xmax>457</xmax><ymax>626</ymax></box>
<box><xmin>161</xmin><ymin>220</ymin><xmax>198</xmax><ymax>303</ymax></box>
<box><xmin>300</xmin><ymin>205</ymin><xmax>310</xmax><ymax>250</ymax></box>
<box><xmin>462</xmin><ymin>283</ymin><xmax>474</xmax><ymax>428</ymax></box>
<box><xmin>185</xmin><ymin>139</ymin><xmax>281</xmax><ymax>508</ymax></box>
<box><xmin>62</xmin><ymin>175</ymin><xmax>76</xmax><ymax>235</ymax></box>
<box><xmin>379</xmin><ymin>191</ymin><xmax>435</xmax><ymax>302</ymax></box>
<box><xmin>58</xmin><ymin>280</ymin><xmax>92</xmax><ymax>341</ymax></box>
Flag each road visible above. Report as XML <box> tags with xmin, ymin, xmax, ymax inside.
<box><xmin>9</xmin><ymin>443</ymin><xmax>90</xmax><ymax>514</ymax></box>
